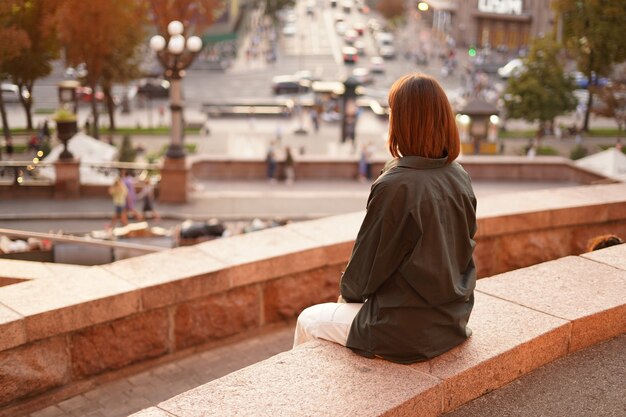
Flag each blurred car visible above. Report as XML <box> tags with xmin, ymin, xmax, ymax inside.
<box><xmin>282</xmin><ymin>24</ymin><xmax>297</xmax><ymax>36</ymax></box>
<box><xmin>379</xmin><ymin>45</ymin><xmax>396</xmax><ymax>59</ymax></box>
<box><xmin>342</xmin><ymin>46</ymin><xmax>359</xmax><ymax>64</ymax></box>
<box><xmin>353</xmin><ymin>22</ymin><xmax>365</xmax><ymax>36</ymax></box>
<box><xmin>135</xmin><ymin>78</ymin><xmax>170</xmax><ymax>99</ymax></box>
<box><xmin>375</xmin><ymin>32</ymin><xmax>394</xmax><ymax>47</ymax></box>
<box><xmin>1</xmin><ymin>83</ymin><xmax>28</xmax><ymax>103</ymax></box>
<box><xmin>352</xmin><ymin>67</ymin><xmax>373</xmax><ymax>85</ymax></box>
<box><xmin>76</xmin><ymin>86</ymin><xmax>105</xmax><ymax>103</ymax></box>
<box><xmin>569</xmin><ymin>71</ymin><xmax>610</xmax><ymax>89</ymax></box>
<box><xmin>271</xmin><ymin>75</ymin><xmax>311</xmax><ymax>95</ymax></box>
<box><xmin>335</xmin><ymin>21</ymin><xmax>347</xmax><ymax>35</ymax></box>
<box><xmin>344</xmin><ymin>29</ymin><xmax>359</xmax><ymax>45</ymax></box>
<box><xmin>369</xmin><ymin>56</ymin><xmax>385</xmax><ymax>73</ymax></box>
<box><xmin>497</xmin><ymin>58</ymin><xmax>525</xmax><ymax>79</ymax></box>
<box><xmin>354</xmin><ymin>40</ymin><xmax>366</xmax><ymax>56</ymax></box>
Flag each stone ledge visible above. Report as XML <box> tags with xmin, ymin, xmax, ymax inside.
<box><xmin>134</xmin><ymin>246</ymin><xmax>626</xmax><ymax>417</ymax></box>
<box><xmin>2</xmin><ymin>183</ymin><xmax>626</xmax><ymax>412</ymax></box>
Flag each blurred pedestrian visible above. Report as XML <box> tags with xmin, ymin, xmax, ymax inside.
<box><xmin>137</xmin><ymin>177</ymin><xmax>161</xmax><ymax>222</ymax></box>
<box><xmin>121</xmin><ymin>170</ymin><xmax>143</xmax><ymax>221</ymax></box>
<box><xmin>266</xmin><ymin>141</ymin><xmax>277</xmax><ymax>183</ymax></box>
<box><xmin>284</xmin><ymin>146</ymin><xmax>295</xmax><ymax>185</ymax></box>
<box><xmin>358</xmin><ymin>144</ymin><xmax>370</xmax><ymax>182</ymax></box>
<box><xmin>108</xmin><ymin>177</ymin><xmax>128</xmax><ymax>228</ymax></box>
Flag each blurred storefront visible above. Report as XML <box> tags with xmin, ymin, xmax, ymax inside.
<box><xmin>422</xmin><ymin>0</ymin><xmax>557</xmax><ymax>51</ymax></box>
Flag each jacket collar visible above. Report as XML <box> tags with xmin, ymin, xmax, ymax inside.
<box><xmin>387</xmin><ymin>155</ymin><xmax>448</xmax><ymax>171</ymax></box>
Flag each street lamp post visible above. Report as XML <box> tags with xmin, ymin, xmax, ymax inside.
<box><xmin>149</xmin><ymin>21</ymin><xmax>202</xmax><ymax>203</ymax></box>
<box><xmin>149</xmin><ymin>21</ymin><xmax>203</xmax><ymax>159</ymax></box>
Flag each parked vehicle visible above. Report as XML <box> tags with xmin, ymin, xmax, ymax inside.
<box><xmin>342</xmin><ymin>46</ymin><xmax>359</xmax><ymax>64</ymax></box>
<box><xmin>369</xmin><ymin>56</ymin><xmax>385</xmax><ymax>73</ymax></box>
<box><xmin>569</xmin><ymin>71</ymin><xmax>610</xmax><ymax>89</ymax></box>
<box><xmin>134</xmin><ymin>78</ymin><xmax>170</xmax><ymax>99</ymax></box>
<box><xmin>1</xmin><ymin>83</ymin><xmax>27</xmax><ymax>103</ymax></box>
<box><xmin>271</xmin><ymin>75</ymin><xmax>311</xmax><ymax>95</ymax></box>
<box><xmin>497</xmin><ymin>58</ymin><xmax>525</xmax><ymax>79</ymax></box>
<box><xmin>352</xmin><ymin>67</ymin><xmax>373</xmax><ymax>85</ymax></box>
<box><xmin>379</xmin><ymin>45</ymin><xmax>396</xmax><ymax>60</ymax></box>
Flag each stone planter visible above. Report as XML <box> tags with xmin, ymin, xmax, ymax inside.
<box><xmin>56</xmin><ymin>120</ymin><xmax>78</xmax><ymax>160</ymax></box>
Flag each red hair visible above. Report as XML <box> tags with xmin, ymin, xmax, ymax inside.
<box><xmin>387</xmin><ymin>73</ymin><xmax>460</xmax><ymax>163</ymax></box>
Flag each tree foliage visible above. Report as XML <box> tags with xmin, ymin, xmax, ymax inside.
<box><xmin>264</xmin><ymin>0</ymin><xmax>296</xmax><ymax>20</ymax></box>
<box><xmin>503</xmin><ymin>37</ymin><xmax>577</xmax><ymax>128</ymax></box>
<box><xmin>146</xmin><ymin>0</ymin><xmax>225</xmax><ymax>37</ymax></box>
<box><xmin>376</xmin><ymin>0</ymin><xmax>405</xmax><ymax>22</ymax></box>
<box><xmin>0</xmin><ymin>1</ymin><xmax>30</xmax><ymax>140</ymax></box>
<box><xmin>57</xmin><ymin>0</ymin><xmax>145</xmax><ymax>139</ymax></box>
<box><xmin>0</xmin><ymin>0</ymin><xmax>56</xmax><ymax>133</ymax></box>
<box><xmin>553</xmin><ymin>0</ymin><xmax>626</xmax><ymax>131</ymax></box>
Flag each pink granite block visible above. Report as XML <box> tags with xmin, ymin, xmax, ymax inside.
<box><xmin>174</xmin><ymin>286</ymin><xmax>261</xmax><ymax>350</ymax></box>
<box><xmin>285</xmin><ymin>213</ymin><xmax>362</xmax><ymax>264</ymax></box>
<box><xmin>495</xmin><ymin>228</ymin><xmax>573</xmax><ymax>273</ymax></box>
<box><xmin>0</xmin><ymin>304</ymin><xmax>25</xmax><ymax>351</ymax></box>
<box><xmin>0</xmin><ymin>336</ymin><xmax>69</xmax><ymax>407</ymax></box>
<box><xmin>0</xmin><ymin>266</ymin><xmax>140</xmax><ymax>342</ymax></box>
<box><xmin>128</xmin><ymin>407</ymin><xmax>177</xmax><ymax>416</ymax></box>
<box><xmin>103</xmin><ymin>246</ymin><xmax>230</xmax><ymax>310</ymax></box>
<box><xmin>548</xmin><ymin>204</ymin><xmax>609</xmax><ymax>228</ymax></box>
<box><xmin>477</xmin><ymin>211</ymin><xmax>551</xmax><ymax>237</ymax></box>
<box><xmin>473</xmin><ymin>236</ymin><xmax>498</xmax><ymax>278</ymax></box>
<box><xmin>607</xmin><ymin>200</ymin><xmax>626</xmax><ymax>221</ymax></box>
<box><xmin>411</xmin><ymin>292</ymin><xmax>570</xmax><ymax>412</ymax></box>
<box><xmin>477</xmin><ymin>256</ymin><xmax>626</xmax><ymax>352</ymax></box>
<box><xmin>157</xmin><ymin>340</ymin><xmax>443</xmax><ymax>417</ymax></box>
<box><xmin>0</xmin><ymin>259</ymin><xmax>55</xmax><ymax>280</ymax></box>
<box><xmin>70</xmin><ymin>309</ymin><xmax>169</xmax><ymax>379</ymax></box>
<box><xmin>263</xmin><ymin>264</ymin><xmax>343</xmax><ymax>323</ymax></box>
<box><xmin>572</xmin><ymin>224</ymin><xmax>626</xmax><ymax>254</ymax></box>
<box><xmin>195</xmin><ymin>227</ymin><xmax>327</xmax><ymax>287</ymax></box>
<box><xmin>581</xmin><ymin>243</ymin><xmax>626</xmax><ymax>271</ymax></box>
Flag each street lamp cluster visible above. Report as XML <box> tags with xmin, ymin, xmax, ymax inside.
<box><xmin>149</xmin><ymin>21</ymin><xmax>202</xmax><ymax>158</ymax></box>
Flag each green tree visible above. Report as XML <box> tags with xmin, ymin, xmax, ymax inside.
<box><xmin>590</xmin><ymin>65</ymin><xmax>626</xmax><ymax>134</ymax></box>
<box><xmin>553</xmin><ymin>0</ymin><xmax>626</xmax><ymax>131</ymax></box>
<box><xmin>100</xmin><ymin>1</ymin><xmax>148</xmax><ymax>131</ymax></box>
<box><xmin>503</xmin><ymin>37</ymin><xmax>578</xmax><ymax>132</ymax></box>
<box><xmin>146</xmin><ymin>0</ymin><xmax>225</xmax><ymax>36</ymax></box>
<box><xmin>57</xmin><ymin>0</ymin><xmax>145</xmax><ymax>139</ymax></box>
<box><xmin>264</xmin><ymin>0</ymin><xmax>296</xmax><ymax>21</ymax></box>
<box><xmin>0</xmin><ymin>1</ymin><xmax>33</xmax><ymax>138</ymax></box>
<box><xmin>376</xmin><ymin>0</ymin><xmax>405</xmax><ymax>23</ymax></box>
<box><xmin>2</xmin><ymin>0</ymin><xmax>60</xmax><ymax>131</ymax></box>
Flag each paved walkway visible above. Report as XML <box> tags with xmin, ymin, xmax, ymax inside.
<box><xmin>26</xmin><ymin>324</ymin><xmax>295</xmax><ymax>417</ymax></box>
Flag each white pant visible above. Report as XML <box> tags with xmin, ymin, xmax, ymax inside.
<box><xmin>293</xmin><ymin>302</ymin><xmax>363</xmax><ymax>348</ymax></box>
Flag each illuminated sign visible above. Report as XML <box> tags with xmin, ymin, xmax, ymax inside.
<box><xmin>478</xmin><ymin>0</ymin><xmax>523</xmax><ymax>15</ymax></box>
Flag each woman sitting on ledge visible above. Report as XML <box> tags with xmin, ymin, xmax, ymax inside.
<box><xmin>293</xmin><ymin>74</ymin><xmax>478</xmax><ymax>364</ymax></box>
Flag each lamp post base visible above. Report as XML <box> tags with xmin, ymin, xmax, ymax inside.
<box><xmin>165</xmin><ymin>143</ymin><xmax>186</xmax><ymax>159</ymax></box>
<box><xmin>159</xmin><ymin>156</ymin><xmax>189</xmax><ymax>203</ymax></box>
<box><xmin>54</xmin><ymin>159</ymin><xmax>80</xmax><ymax>199</ymax></box>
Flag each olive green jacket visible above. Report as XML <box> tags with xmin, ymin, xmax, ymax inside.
<box><xmin>340</xmin><ymin>155</ymin><xmax>477</xmax><ymax>363</ymax></box>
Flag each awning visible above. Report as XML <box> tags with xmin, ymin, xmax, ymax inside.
<box><xmin>201</xmin><ymin>31</ymin><xmax>237</xmax><ymax>44</ymax></box>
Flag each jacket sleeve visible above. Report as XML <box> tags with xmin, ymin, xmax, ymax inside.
<box><xmin>340</xmin><ymin>184</ymin><xmax>416</xmax><ymax>302</ymax></box>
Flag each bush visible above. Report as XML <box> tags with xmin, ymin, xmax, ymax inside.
<box><xmin>536</xmin><ymin>146</ymin><xmax>559</xmax><ymax>156</ymax></box>
<box><xmin>570</xmin><ymin>145</ymin><xmax>588</xmax><ymax>160</ymax></box>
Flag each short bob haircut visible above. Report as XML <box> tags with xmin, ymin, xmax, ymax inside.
<box><xmin>387</xmin><ymin>73</ymin><xmax>460</xmax><ymax>163</ymax></box>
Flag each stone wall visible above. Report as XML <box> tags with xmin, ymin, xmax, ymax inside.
<box><xmin>1</xmin><ymin>182</ymin><xmax>626</xmax><ymax>415</ymax></box>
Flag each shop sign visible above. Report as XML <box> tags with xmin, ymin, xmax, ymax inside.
<box><xmin>478</xmin><ymin>0</ymin><xmax>523</xmax><ymax>15</ymax></box>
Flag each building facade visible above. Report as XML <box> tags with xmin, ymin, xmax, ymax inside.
<box><xmin>424</xmin><ymin>0</ymin><xmax>557</xmax><ymax>50</ymax></box>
